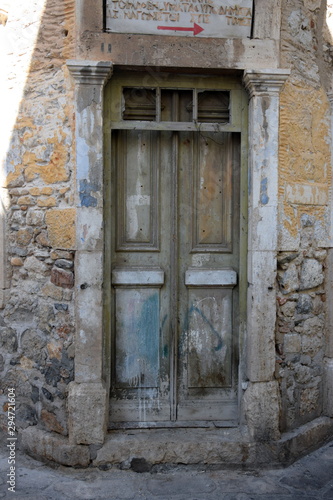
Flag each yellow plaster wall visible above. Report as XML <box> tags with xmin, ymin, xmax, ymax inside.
<box><xmin>279</xmin><ymin>80</ymin><xmax>331</xmax><ymax>243</ymax></box>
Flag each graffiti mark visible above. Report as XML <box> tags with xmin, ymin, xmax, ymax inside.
<box><xmin>184</xmin><ymin>303</ymin><xmax>223</xmax><ymax>352</ymax></box>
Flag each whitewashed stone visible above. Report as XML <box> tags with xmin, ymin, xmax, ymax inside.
<box><xmin>68</xmin><ymin>382</ymin><xmax>108</xmax><ymax>445</ymax></box>
<box><xmin>243</xmin><ymin>381</ymin><xmax>280</xmax><ymax>441</ymax></box>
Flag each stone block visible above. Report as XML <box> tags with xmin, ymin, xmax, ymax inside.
<box><xmin>247</xmin><ymin>251</ymin><xmax>276</xmax><ymax>381</ymax></box>
<box><xmin>21</xmin><ymin>426</ymin><xmax>90</xmax><ymax>466</ymax></box>
<box><xmin>16</xmin><ymin>227</ymin><xmax>33</xmax><ymax>246</ymax></box>
<box><xmin>75</xmin><ymin>286</ymin><xmax>103</xmax><ymax>382</ymax></box>
<box><xmin>300</xmin><ymin>258</ymin><xmax>324</xmax><ymax>290</ymax></box>
<box><xmin>284</xmin><ymin>333</ymin><xmax>301</xmax><ymax>353</ymax></box>
<box><xmin>35</xmin><ymin>230</ymin><xmax>51</xmax><ymax>248</ymax></box>
<box><xmin>50</xmin><ymin>250</ymin><xmax>73</xmax><ymax>260</ymax></box>
<box><xmin>250</xmin><ymin>206</ymin><xmax>278</xmax><ymax>251</ymax></box>
<box><xmin>301</xmin><ymin>316</ymin><xmax>324</xmax><ymax>356</ymax></box>
<box><xmin>277</xmin><ymin>263</ymin><xmax>299</xmax><ymax>295</ymax></box>
<box><xmin>243</xmin><ymin>381</ymin><xmax>280</xmax><ymax>441</ymax></box>
<box><xmin>277</xmin><ymin>417</ymin><xmax>333</xmax><ymax>464</ymax></box>
<box><xmin>24</xmin><ymin>256</ymin><xmax>48</xmax><ymax>275</ymax></box>
<box><xmin>300</xmin><ymin>385</ymin><xmax>320</xmax><ymax>416</ymax></box>
<box><xmin>280</xmin><ymin>300</ymin><xmax>296</xmax><ymax>317</ymax></box>
<box><xmin>37</xmin><ymin>196</ymin><xmax>57</xmax><ymax>207</ymax></box>
<box><xmin>76</xmin><ymin>208</ymin><xmax>103</xmax><ymax>252</ymax></box>
<box><xmin>296</xmin><ymin>294</ymin><xmax>312</xmax><ymax>314</ymax></box>
<box><xmin>51</xmin><ymin>267</ymin><xmax>74</xmax><ymax>288</ymax></box>
<box><xmin>94</xmin><ymin>428</ymin><xmax>252</xmax><ymax>466</ymax></box>
<box><xmin>68</xmin><ymin>382</ymin><xmax>108</xmax><ymax>445</ymax></box>
<box><xmin>41</xmin><ymin>282</ymin><xmax>63</xmax><ymax>300</ymax></box>
<box><xmin>10</xmin><ymin>257</ymin><xmax>23</xmax><ymax>266</ymax></box>
<box><xmin>76</xmin><ymin>251</ymin><xmax>103</xmax><ymax>288</ymax></box>
<box><xmin>45</xmin><ymin>208</ymin><xmax>76</xmax><ymax>250</ymax></box>
<box><xmin>40</xmin><ymin>409</ymin><xmax>65</xmax><ymax>435</ymax></box>
<box><xmin>54</xmin><ymin>259</ymin><xmax>73</xmax><ymax>269</ymax></box>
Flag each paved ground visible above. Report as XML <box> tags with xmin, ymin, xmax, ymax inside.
<box><xmin>0</xmin><ymin>438</ymin><xmax>333</xmax><ymax>499</ymax></box>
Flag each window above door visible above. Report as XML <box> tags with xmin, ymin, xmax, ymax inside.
<box><xmin>107</xmin><ymin>72</ymin><xmax>245</xmax><ymax>132</ymax></box>
<box><xmin>122</xmin><ymin>87</ymin><xmax>230</xmax><ymax>123</ymax></box>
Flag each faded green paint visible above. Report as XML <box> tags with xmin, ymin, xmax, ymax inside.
<box><xmin>106</xmin><ymin>72</ymin><xmax>248</xmax><ymax>427</ymax></box>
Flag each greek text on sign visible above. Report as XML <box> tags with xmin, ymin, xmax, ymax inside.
<box><xmin>105</xmin><ymin>0</ymin><xmax>253</xmax><ymax>38</ymax></box>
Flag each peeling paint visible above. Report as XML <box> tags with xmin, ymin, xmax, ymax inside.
<box><xmin>79</xmin><ymin>179</ymin><xmax>98</xmax><ymax>207</ymax></box>
<box><xmin>260</xmin><ymin>177</ymin><xmax>269</xmax><ymax>205</ymax></box>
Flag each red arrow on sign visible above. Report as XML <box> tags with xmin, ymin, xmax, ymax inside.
<box><xmin>157</xmin><ymin>23</ymin><xmax>204</xmax><ymax>36</ymax></box>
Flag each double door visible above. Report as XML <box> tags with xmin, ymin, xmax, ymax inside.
<box><xmin>110</xmin><ymin>124</ymin><xmax>241</xmax><ymax>427</ymax></box>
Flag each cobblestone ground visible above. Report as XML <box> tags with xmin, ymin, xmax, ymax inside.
<box><xmin>0</xmin><ymin>439</ymin><xmax>333</xmax><ymax>499</ymax></box>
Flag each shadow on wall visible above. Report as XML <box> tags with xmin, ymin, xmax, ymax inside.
<box><xmin>0</xmin><ymin>0</ymin><xmax>77</xmax><ymax>436</ymax></box>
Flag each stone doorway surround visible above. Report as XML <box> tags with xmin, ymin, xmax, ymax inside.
<box><xmin>21</xmin><ymin>0</ymin><xmax>333</xmax><ymax>465</ymax></box>
<box><xmin>65</xmin><ymin>62</ymin><xmax>296</xmax><ymax>455</ymax></box>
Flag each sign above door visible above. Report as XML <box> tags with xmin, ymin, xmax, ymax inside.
<box><xmin>105</xmin><ymin>0</ymin><xmax>253</xmax><ymax>38</ymax></box>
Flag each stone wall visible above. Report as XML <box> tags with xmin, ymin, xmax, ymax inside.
<box><xmin>277</xmin><ymin>223</ymin><xmax>327</xmax><ymax>430</ymax></box>
<box><xmin>277</xmin><ymin>0</ymin><xmax>333</xmax><ymax>431</ymax></box>
<box><xmin>0</xmin><ymin>0</ymin><xmax>76</xmax><ymax>435</ymax></box>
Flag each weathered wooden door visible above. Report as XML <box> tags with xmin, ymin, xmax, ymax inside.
<box><xmin>108</xmin><ymin>75</ymin><xmax>246</xmax><ymax>428</ymax></box>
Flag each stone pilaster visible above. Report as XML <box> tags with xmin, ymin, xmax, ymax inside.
<box><xmin>242</xmin><ymin>69</ymin><xmax>290</xmax><ymax>440</ymax></box>
<box><xmin>67</xmin><ymin>60</ymin><xmax>113</xmax><ymax>444</ymax></box>
<box><xmin>243</xmin><ymin>69</ymin><xmax>290</xmax><ymax>382</ymax></box>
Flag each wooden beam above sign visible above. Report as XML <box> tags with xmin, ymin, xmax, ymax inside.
<box><xmin>105</xmin><ymin>0</ymin><xmax>253</xmax><ymax>38</ymax></box>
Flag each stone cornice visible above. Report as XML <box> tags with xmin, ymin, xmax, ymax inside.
<box><xmin>243</xmin><ymin>69</ymin><xmax>291</xmax><ymax>98</ymax></box>
<box><xmin>67</xmin><ymin>60</ymin><xmax>113</xmax><ymax>86</ymax></box>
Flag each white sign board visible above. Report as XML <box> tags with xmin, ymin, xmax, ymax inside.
<box><xmin>106</xmin><ymin>0</ymin><xmax>253</xmax><ymax>38</ymax></box>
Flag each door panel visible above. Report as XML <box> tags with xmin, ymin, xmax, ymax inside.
<box><xmin>177</xmin><ymin>131</ymin><xmax>240</xmax><ymax>422</ymax></box>
<box><xmin>110</xmin><ymin>128</ymin><xmax>240</xmax><ymax>426</ymax></box>
<box><xmin>193</xmin><ymin>133</ymin><xmax>233</xmax><ymax>250</ymax></box>
<box><xmin>116</xmin><ymin>130</ymin><xmax>159</xmax><ymax>250</ymax></box>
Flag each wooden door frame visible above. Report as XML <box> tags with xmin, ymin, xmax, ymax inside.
<box><xmin>106</xmin><ymin>73</ymin><xmax>247</xmax><ymax>428</ymax></box>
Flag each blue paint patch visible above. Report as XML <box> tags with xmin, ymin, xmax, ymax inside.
<box><xmin>260</xmin><ymin>177</ymin><xmax>269</xmax><ymax>205</ymax></box>
<box><xmin>137</xmin><ymin>293</ymin><xmax>159</xmax><ymax>385</ymax></box>
<box><xmin>162</xmin><ymin>345</ymin><xmax>169</xmax><ymax>358</ymax></box>
<box><xmin>79</xmin><ymin>179</ymin><xmax>98</xmax><ymax>207</ymax></box>
<box><xmin>77</xmin><ymin>138</ymin><xmax>90</xmax><ymax>179</ymax></box>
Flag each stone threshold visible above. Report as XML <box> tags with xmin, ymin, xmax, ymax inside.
<box><xmin>21</xmin><ymin>416</ymin><xmax>333</xmax><ymax>468</ymax></box>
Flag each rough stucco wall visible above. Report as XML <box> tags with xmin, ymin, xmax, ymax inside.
<box><xmin>277</xmin><ymin>0</ymin><xmax>333</xmax><ymax>431</ymax></box>
<box><xmin>0</xmin><ymin>0</ymin><xmax>75</xmax><ymax>434</ymax></box>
